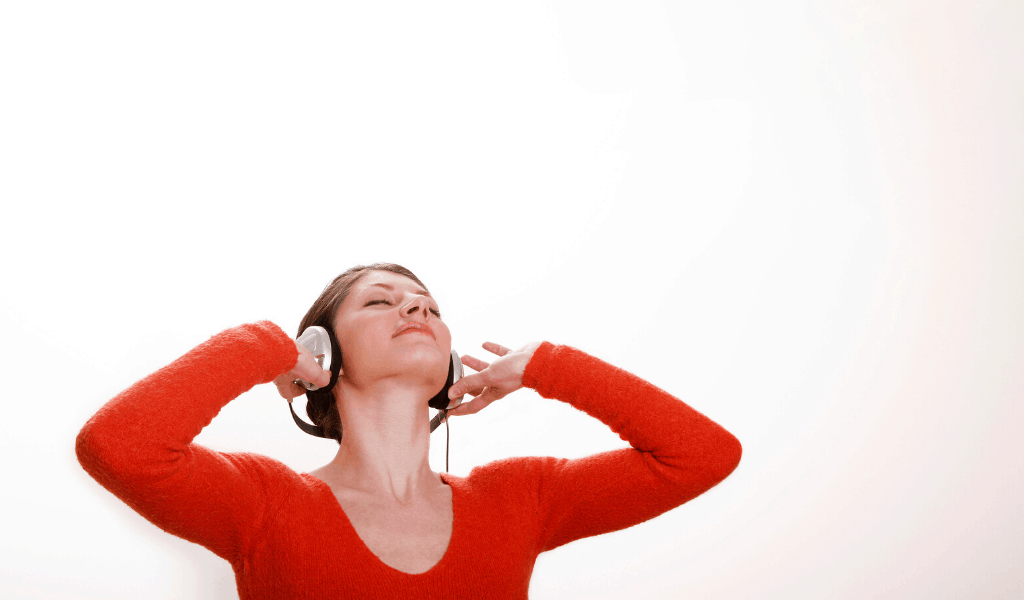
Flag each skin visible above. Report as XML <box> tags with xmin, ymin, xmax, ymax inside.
<box><xmin>271</xmin><ymin>269</ymin><xmax>541</xmax><ymax>506</ymax></box>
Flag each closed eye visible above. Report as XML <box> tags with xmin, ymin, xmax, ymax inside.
<box><xmin>365</xmin><ymin>298</ymin><xmax>442</xmax><ymax>318</ymax></box>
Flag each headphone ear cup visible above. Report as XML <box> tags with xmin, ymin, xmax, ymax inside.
<box><xmin>324</xmin><ymin>325</ymin><xmax>343</xmax><ymax>390</ymax></box>
<box><xmin>290</xmin><ymin>324</ymin><xmax>344</xmax><ymax>440</ymax></box>
<box><xmin>428</xmin><ymin>350</ymin><xmax>463</xmax><ymax>411</ymax></box>
<box><xmin>449</xmin><ymin>349</ymin><xmax>464</xmax><ymax>409</ymax></box>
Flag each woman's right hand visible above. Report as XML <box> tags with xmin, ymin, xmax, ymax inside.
<box><xmin>273</xmin><ymin>339</ymin><xmax>332</xmax><ymax>401</ymax></box>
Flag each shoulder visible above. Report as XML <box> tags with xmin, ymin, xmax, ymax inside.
<box><xmin>207</xmin><ymin>449</ymin><xmax>319</xmax><ymax>498</ymax></box>
<box><xmin>457</xmin><ymin>455</ymin><xmax>567</xmax><ymax>501</ymax></box>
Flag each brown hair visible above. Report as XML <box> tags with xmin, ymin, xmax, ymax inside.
<box><xmin>297</xmin><ymin>263</ymin><xmax>429</xmax><ymax>444</ymax></box>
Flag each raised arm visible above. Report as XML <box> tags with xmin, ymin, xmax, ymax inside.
<box><xmin>448</xmin><ymin>341</ymin><xmax>742</xmax><ymax>552</ymax></box>
<box><xmin>525</xmin><ymin>342</ymin><xmax>742</xmax><ymax>550</ymax></box>
<box><xmin>75</xmin><ymin>321</ymin><xmax>319</xmax><ymax>561</ymax></box>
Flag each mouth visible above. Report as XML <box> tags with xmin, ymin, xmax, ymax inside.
<box><xmin>393</xmin><ymin>322</ymin><xmax>435</xmax><ymax>339</ymax></box>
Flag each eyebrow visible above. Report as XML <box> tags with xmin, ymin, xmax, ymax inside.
<box><xmin>366</xmin><ymin>282</ymin><xmax>432</xmax><ymax>297</ymax></box>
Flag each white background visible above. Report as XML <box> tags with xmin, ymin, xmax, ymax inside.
<box><xmin>2</xmin><ymin>1</ymin><xmax>1022</xmax><ymax>598</ymax></box>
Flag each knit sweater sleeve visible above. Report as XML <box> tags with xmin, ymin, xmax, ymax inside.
<box><xmin>519</xmin><ymin>342</ymin><xmax>742</xmax><ymax>552</ymax></box>
<box><xmin>75</xmin><ymin>321</ymin><xmax>300</xmax><ymax>562</ymax></box>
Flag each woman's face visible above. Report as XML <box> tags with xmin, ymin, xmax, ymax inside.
<box><xmin>332</xmin><ymin>270</ymin><xmax>451</xmax><ymax>392</ymax></box>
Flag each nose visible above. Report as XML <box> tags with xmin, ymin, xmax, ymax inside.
<box><xmin>401</xmin><ymin>295</ymin><xmax>431</xmax><ymax>319</ymax></box>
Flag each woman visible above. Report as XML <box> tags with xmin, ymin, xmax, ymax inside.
<box><xmin>76</xmin><ymin>263</ymin><xmax>742</xmax><ymax>598</ymax></box>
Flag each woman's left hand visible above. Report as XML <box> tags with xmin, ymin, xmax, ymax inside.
<box><xmin>444</xmin><ymin>341</ymin><xmax>542</xmax><ymax>417</ymax></box>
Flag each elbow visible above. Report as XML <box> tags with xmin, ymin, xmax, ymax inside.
<box><xmin>706</xmin><ymin>429</ymin><xmax>742</xmax><ymax>485</ymax></box>
<box><xmin>75</xmin><ymin>416</ymin><xmax>143</xmax><ymax>495</ymax></box>
<box><xmin>75</xmin><ymin>418</ymin><xmax>137</xmax><ymax>503</ymax></box>
<box><xmin>75</xmin><ymin>419</ymin><xmax>104</xmax><ymax>478</ymax></box>
<box><xmin>722</xmin><ymin>431</ymin><xmax>743</xmax><ymax>477</ymax></box>
<box><xmin>75</xmin><ymin>413</ymin><xmax>132</xmax><ymax>483</ymax></box>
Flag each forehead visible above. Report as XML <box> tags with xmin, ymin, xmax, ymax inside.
<box><xmin>351</xmin><ymin>270</ymin><xmax>429</xmax><ymax>296</ymax></box>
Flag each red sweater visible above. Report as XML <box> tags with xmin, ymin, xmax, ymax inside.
<box><xmin>76</xmin><ymin>321</ymin><xmax>741</xmax><ymax>599</ymax></box>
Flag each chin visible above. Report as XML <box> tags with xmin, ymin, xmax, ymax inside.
<box><xmin>393</xmin><ymin>345</ymin><xmax>449</xmax><ymax>387</ymax></box>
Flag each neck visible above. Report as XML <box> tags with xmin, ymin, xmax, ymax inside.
<box><xmin>319</xmin><ymin>378</ymin><xmax>443</xmax><ymax>505</ymax></box>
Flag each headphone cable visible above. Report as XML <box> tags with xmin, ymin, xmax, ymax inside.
<box><xmin>444</xmin><ymin>409</ymin><xmax>451</xmax><ymax>472</ymax></box>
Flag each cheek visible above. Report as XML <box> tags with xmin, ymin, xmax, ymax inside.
<box><xmin>360</xmin><ymin>321</ymin><xmax>395</xmax><ymax>352</ymax></box>
<box><xmin>436</xmin><ymin>323</ymin><xmax>453</xmax><ymax>349</ymax></box>
<box><xmin>335</xmin><ymin>317</ymin><xmax>385</xmax><ymax>357</ymax></box>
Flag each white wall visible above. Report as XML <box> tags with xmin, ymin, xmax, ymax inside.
<box><xmin>1</xmin><ymin>1</ymin><xmax>1021</xmax><ymax>598</ymax></box>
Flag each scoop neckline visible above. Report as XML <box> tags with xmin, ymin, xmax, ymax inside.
<box><xmin>302</xmin><ymin>472</ymin><xmax>458</xmax><ymax>577</ymax></box>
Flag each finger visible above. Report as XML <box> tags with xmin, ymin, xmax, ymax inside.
<box><xmin>446</xmin><ymin>394</ymin><xmax>465</xmax><ymax>411</ymax></box>
<box><xmin>275</xmin><ymin>379</ymin><xmax>307</xmax><ymax>400</ymax></box>
<box><xmin>444</xmin><ymin>403</ymin><xmax>469</xmax><ymax>418</ymax></box>
<box><xmin>482</xmin><ymin>341</ymin><xmax>515</xmax><ymax>357</ymax></box>
<box><xmin>291</xmin><ymin>371</ymin><xmax>331</xmax><ymax>390</ymax></box>
<box><xmin>467</xmin><ymin>387</ymin><xmax>506</xmax><ymax>413</ymax></box>
<box><xmin>460</xmin><ymin>354</ymin><xmax>491</xmax><ymax>372</ymax></box>
<box><xmin>294</xmin><ymin>355</ymin><xmax>332</xmax><ymax>388</ymax></box>
<box><xmin>449</xmin><ymin>371</ymin><xmax>487</xmax><ymax>399</ymax></box>
<box><xmin>446</xmin><ymin>390</ymin><xmax>497</xmax><ymax>417</ymax></box>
